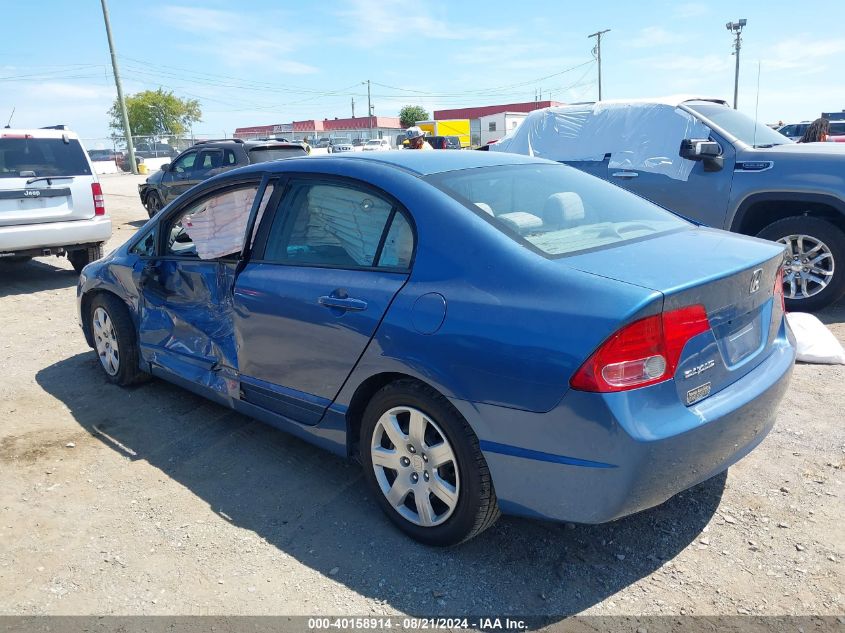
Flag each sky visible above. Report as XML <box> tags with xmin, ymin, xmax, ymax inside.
<box><xmin>1</xmin><ymin>0</ymin><xmax>844</xmax><ymax>144</ymax></box>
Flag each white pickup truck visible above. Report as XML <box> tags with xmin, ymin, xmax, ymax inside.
<box><xmin>0</xmin><ymin>126</ymin><xmax>112</xmax><ymax>272</ymax></box>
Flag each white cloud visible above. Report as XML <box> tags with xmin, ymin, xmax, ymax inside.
<box><xmin>639</xmin><ymin>54</ymin><xmax>732</xmax><ymax>74</ymax></box>
<box><xmin>160</xmin><ymin>6</ymin><xmax>317</xmax><ymax>72</ymax></box>
<box><xmin>672</xmin><ymin>3</ymin><xmax>709</xmax><ymax>19</ymax></box>
<box><xmin>626</xmin><ymin>26</ymin><xmax>685</xmax><ymax>49</ymax></box>
<box><xmin>762</xmin><ymin>36</ymin><xmax>845</xmax><ymax>71</ymax></box>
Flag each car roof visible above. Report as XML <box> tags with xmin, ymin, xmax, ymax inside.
<box><xmin>256</xmin><ymin>149</ymin><xmax>553</xmax><ymax>176</ymax></box>
<box><xmin>1</xmin><ymin>128</ymin><xmax>80</xmax><ymax>139</ymax></box>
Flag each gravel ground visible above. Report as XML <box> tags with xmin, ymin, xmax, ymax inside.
<box><xmin>0</xmin><ymin>173</ymin><xmax>842</xmax><ymax>620</ymax></box>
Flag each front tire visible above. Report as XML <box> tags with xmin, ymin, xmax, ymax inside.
<box><xmin>360</xmin><ymin>380</ymin><xmax>500</xmax><ymax>545</ymax></box>
<box><xmin>756</xmin><ymin>216</ymin><xmax>845</xmax><ymax>312</ymax></box>
<box><xmin>87</xmin><ymin>293</ymin><xmax>145</xmax><ymax>386</ymax></box>
<box><xmin>146</xmin><ymin>192</ymin><xmax>163</xmax><ymax>218</ymax></box>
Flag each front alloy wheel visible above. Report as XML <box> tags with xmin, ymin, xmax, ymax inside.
<box><xmin>92</xmin><ymin>306</ymin><xmax>120</xmax><ymax>376</ymax></box>
<box><xmin>370</xmin><ymin>406</ymin><xmax>460</xmax><ymax>527</ymax></box>
<box><xmin>778</xmin><ymin>234</ymin><xmax>834</xmax><ymax>301</ymax></box>
<box><xmin>757</xmin><ymin>216</ymin><xmax>845</xmax><ymax>312</ymax></box>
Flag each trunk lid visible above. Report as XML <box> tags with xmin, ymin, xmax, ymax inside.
<box><xmin>563</xmin><ymin>227</ymin><xmax>787</xmax><ymax>403</ymax></box>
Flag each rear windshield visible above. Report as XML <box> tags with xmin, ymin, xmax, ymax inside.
<box><xmin>248</xmin><ymin>146</ymin><xmax>307</xmax><ymax>163</ymax></box>
<box><xmin>428</xmin><ymin>164</ymin><xmax>689</xmax><ymax>257</ymax></box>
<box><xmin>0</xmin><ymin>137</ymin><xmax>91</xmax><ymax>178</ymax></box>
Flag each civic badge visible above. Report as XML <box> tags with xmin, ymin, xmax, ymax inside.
<box><xmin>749</xmin><ymin>268</ymin><xmax>763</xmax><ymax>294</ymax></box>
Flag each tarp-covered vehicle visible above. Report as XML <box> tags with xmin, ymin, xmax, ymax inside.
<box><xmin>492</xmin><ymin>97</ymin><xmax>845</xmax><ymax>311</ymax></box>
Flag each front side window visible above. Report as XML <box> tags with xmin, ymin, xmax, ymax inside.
<box><xmin>171</xmin><ymin>151</ymin><xmax>197</xmax><ymax>174</ymax></box>
<box><xmin>263</xmin><ymin>181</ymin><xmax>411</xmax><ymax>269</ymax></box>
<box><xmin>429</xmin><ymin>164</ymin><xmax>689</xmax><ymax>257</ymax></box>
<box><xmin>131</xmin><ymin>229</ymin><xmax>157</xmax><ymax>257</ymax></box>
<box><xmin>165</xmin><ymin>184</ymin><xmax>260</xmax><ymax>259</ymax></box>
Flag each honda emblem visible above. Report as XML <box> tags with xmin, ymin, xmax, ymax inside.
<box><xmin>749</xmin><ymin>268</ymin><xmax>763</xmax><ymax>294</ymax></box>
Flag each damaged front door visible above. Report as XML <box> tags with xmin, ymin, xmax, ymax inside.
<box><xmin>137</xmin><ymin>182</ymin><xmax>263</xmax><ymax>400</ymax></box>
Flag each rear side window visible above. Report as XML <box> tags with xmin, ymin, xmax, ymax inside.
<box><xmin>248</xmin><ymin>146</ymin><xmax>307</xmax><ymax>164</ymax></box>
<box><xmin>262</xmin><ymin>181</ymin><xmax>411</xmax><ymax>269</ymax></box>
<box><xmin>0</xmin><ymin>138</ymin><xmax>91</xmax><ymax>178</ymax></box>
<box><xmin>830</xmin><ymin>122</ymin><xmax>845</xmax><ymax>136</ymax></box>
<box><xmin>429</xmin><ymin>164</ymin><xmax>689</xmax><ymax>257</ymax></box>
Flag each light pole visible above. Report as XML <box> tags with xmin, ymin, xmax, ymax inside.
<box><xmin>588</xmin><ymin>29</ymin><xmax>610</xmax><ymax>101</ymax></box>
<box><xmin>726</xmin><ymin>19</ymin><xmax>747</xmax><ymax>109</ymax></box>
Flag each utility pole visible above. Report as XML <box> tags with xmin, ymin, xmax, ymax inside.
<box><xmin>726</xmin><ymin>19</ymin><xmax>747</xmax><ymax>109</ymax></box>
<box><xmin>588</xmin><ymin>29</ymin><xmax>610</xmax><ymax>101</ymax></box>
<box><xmin>100</xmin><ymin>0</ymin><xmax>137</xmax><ymax>174</ymax></box>
<box><xmin>351</xmin><ymin>96</ymin><xmax>355</xmax><ymax>118</ymax></box>
<box><xmin>362</xmin><ymin>80</ymin><xmax>373</xmax><ymax>139</ymax></box>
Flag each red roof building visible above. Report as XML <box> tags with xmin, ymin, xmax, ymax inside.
<box><xmin>235</xmin><ymin>116</ymin><xmax>403</xmax><ymax>141</ymax></box>
<box><xmin>434</xmin><ymin>100</ymin><xmax>564</xmax><ymax>121</ymax></box>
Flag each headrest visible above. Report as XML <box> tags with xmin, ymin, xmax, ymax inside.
<box><xmin>543</xmin><ymin>192</ymin><xmax>585</xmax><ymax>228</ymax></box>
<box><xmin>474</xmin><ymin>202</ymin><xmax>495</xmax><ymax>216</ymax></box>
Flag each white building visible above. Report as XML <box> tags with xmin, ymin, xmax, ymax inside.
<box><xmin>479</xmin><ymin>112</ymin><xmax>528</xmax><ymax>145</ymax></box>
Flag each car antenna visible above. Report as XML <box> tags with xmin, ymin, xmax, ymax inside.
<box><xmin>752</xmin><ymin>61</ymin><xmax>761</xmax><ymax>148</ymax></box>
<box><xmin>4</xmin><ymin>106</ymin><xmax>14</xmax><ymax>128</ymax></box>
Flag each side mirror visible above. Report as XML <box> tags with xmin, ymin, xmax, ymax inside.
<box><xmin>679</xmin><ymin>139</ymin><xmax>724</xmax><ymax>172</ymax></box>
<box><xmin>680</xmin><ymin>139</ymin><xmax>721</xmax><ymax>160</ymax></box>
<box><xmin>160</xmin><ymin>163</ymin><xmax>171</xmax><ymax>172</ymax></box>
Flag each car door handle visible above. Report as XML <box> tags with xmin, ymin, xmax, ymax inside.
<box><xmin>611</xmin><ymin>171</ymin><xmax>639</xmax><ymax>178</ymax></box>
<box><xmin>318</xmin><ymin>295</ymin><xmax>368</xmax><ymax>312</ymax></box>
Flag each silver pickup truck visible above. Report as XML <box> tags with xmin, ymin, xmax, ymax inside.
<box><xmin>492</xmin><ymin>97</ymin><xmax>845</xmax><ymax>311</ymax></box>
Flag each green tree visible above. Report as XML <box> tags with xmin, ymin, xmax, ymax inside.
<box><xmin>399</xmin><ymin>105</ymin><xmax>430</xmax><ymax>128</ymax></box>
<box><xmin>109</xmin><ymin>88</ymin><xmax>202</xmax><ymax>139</ymax></box>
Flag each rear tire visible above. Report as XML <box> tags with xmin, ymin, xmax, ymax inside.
<box><xmin>360</xmin><ymin>379</ymin><xmax>500</xmax><ymax>546</ymax></box>
<box><xmin>86</xmin><ymin>293</ymin><xmax>146</xmax><ymax>386</ymax></box>
<box><xmin>68</xmin><ymin>245</ymin><xmax>103</xmax><ymax>274</ymax></box>
<box><xmin>756</xmin><ymin>216</ymin><xmax>845</xmax><ymax>312</ymax></box>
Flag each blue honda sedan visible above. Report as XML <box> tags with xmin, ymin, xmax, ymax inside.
<box><xmin>77</xmin><ymin>151</ymin><xmax>795</xmax><ymax>545</ymax></box>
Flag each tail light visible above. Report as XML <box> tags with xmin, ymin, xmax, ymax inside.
<box><xmin>92</xmin><ymin>182</ymin><xmax>105</xmax><ymax>216</ymax></box>
<box><xmin>774</xmin><ymin>267</ymin><xmax>785</xmax><ymax>313</ymax></box>
<box><xmin>570</xmin><ymin>305</ymin><xmax>710</xmax><ymax>392</ymax></box>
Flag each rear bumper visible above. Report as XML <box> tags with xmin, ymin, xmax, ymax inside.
<box><xmin>456</xmin><ymin>325</ymin><xmax>795</xmax><ymax>524</ymax></box>
<box><xmin>0</xmin><ymin>216</ymin><xmax>111</xmax><ymax>254</ymax></box>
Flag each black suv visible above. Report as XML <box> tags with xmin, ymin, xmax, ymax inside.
<box><xmin>138</xmin><ymin>139</ymin><xmax>308</xmax><ymax>216</ymax></box>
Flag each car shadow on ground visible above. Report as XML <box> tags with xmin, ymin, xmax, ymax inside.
<box><xmin>125</xmin><ymin>219</ymin><xmax>150</xmax><ymax>228</ymax></box>
<box><xmin>37</xmin><ymin>353</ymin><xmax>725</xmax><ymax>622</ymax></box>
<box><xmin>0</xmin><ymin>259</ymin><xmax>78</xmax><ymax>298</ymax></box>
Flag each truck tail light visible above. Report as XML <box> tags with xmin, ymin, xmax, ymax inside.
<box><xmin>92</xmin><ymin>182</ymin><xmax>105</xmax><ymax>216</ymax></box>
<box><xmin>570</xmin><ymin>305</ymin><xmax>711</xmax><ymax>392</ymax></box>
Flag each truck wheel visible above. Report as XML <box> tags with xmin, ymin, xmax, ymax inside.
<box><xmin>757</xmin><ymin>216</ymin><xmax>845</xmax><ymax>312</ymax></box>
<box><xmin>68</xmin><ymin>245</ymin><xmax>104</xmax><ymax>274</ymax></box>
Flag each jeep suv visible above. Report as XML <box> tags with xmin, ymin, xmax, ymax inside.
<box><xmin>138</xmin><ymin>138</ymin><xmax>308</xmax><ymax>216</ymax></box>
<box><xmin>0</xmin><ymin>127</ymin><xmax>111</xmax><ymax>272</ymax></box>
<box><xmin>493</xmin><ymin>98</ymin><xmax>845</xmax><ymax>310</ymax></box>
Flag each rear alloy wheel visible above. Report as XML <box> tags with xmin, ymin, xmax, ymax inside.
<box><xmin>87</xmin><ymin>293</ymin><xmax>145</xmax><ymax>386</ymax></box>
<box><xmin>757</xmin><ymin>216</ymin><xmax>845</xmax><ymax>312</ymax></box>
<box><xmin>360</xmin><ymin>380</ymin><xmax>499</xmax><ymax>545</ymax></box>
<box><xmin>146</xmin><ymin>192</ymin><xmax>163</xmax><ymax>218</ymax></box>
<box><xmin>68</xmin><ymin>245</ymin><xmax>103</xmax><ymax>274</ymax></box>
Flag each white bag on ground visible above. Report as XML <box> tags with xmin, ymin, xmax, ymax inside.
<box><xmin>786</xmin><ymin>312</ymin><xmax>845</xmax><ymax>365</ymax></box>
